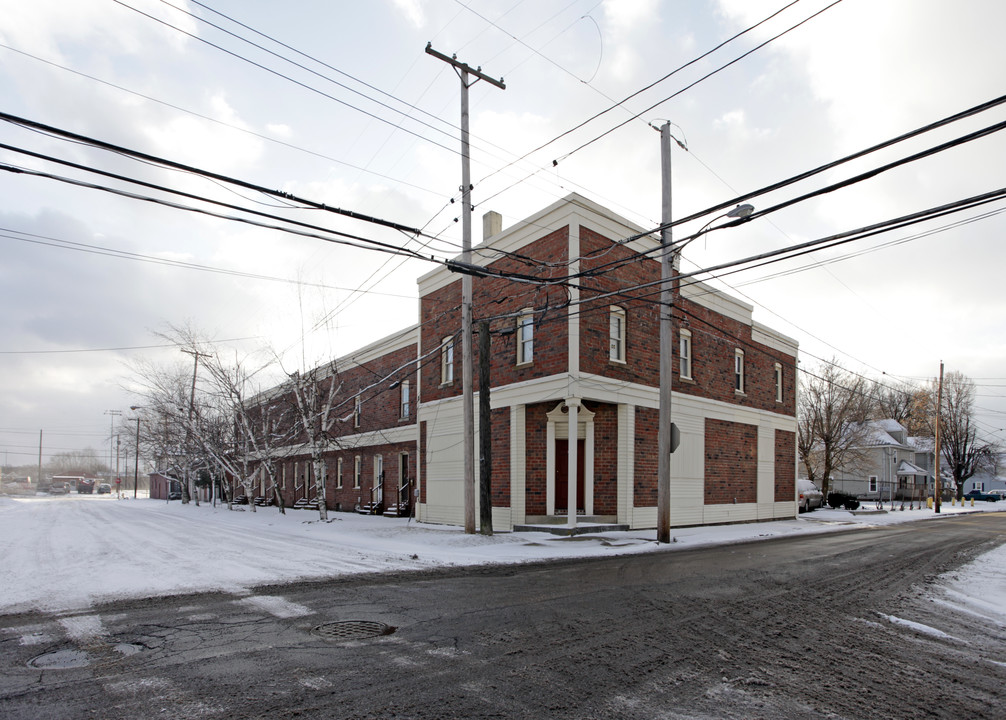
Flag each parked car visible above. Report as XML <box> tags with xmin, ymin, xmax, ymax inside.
<box><xmin>988</xmin><ymin>489</ymin><xmax>1006</xmax><ymax>499</ymax></box>
<box><xmin>168</xmin><ymin>490</ymin><xmax>182</xmax><ymax>500</ymax></box>
<box><xmin>97</xmin><ymin>483</ymin><xmax>112</xmax><ymax>494</ymax></box>
<box><xmin>964</xmin><ymin>489</ymin><xmax>1000</xmax><ymax>502</ymax></box>
<box><xmin>798</xmin><ymin>478</ymin><xmax>824</xmax><ymax>512</ymax></box>
<box><xmin>47</xmin><ymin>482</ymin><xmax>68</xmax><ymax>495</ymax></box>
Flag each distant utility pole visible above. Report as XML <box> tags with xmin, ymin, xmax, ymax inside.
<box><xmin>181</xmin><ymin>347</ymin><xmax>213</xmax><ymax>506</ymax></box>
<box><xmin>37</xmin><ymin>429</ymin><xmax>42</xmax><ymax>487</ymax></box>
<box><xmin>104</xmin><ymin>409</ymin><xmax>121</xmax><ymax>483</ymax></box>
<box><xmin>425</xmin><ymin>43</ymin><xmax>505</xmax><ymax>534</ymax></box>
<box><xmin>934</xmin><ymin>360</ymin><xmax>944</xmax><ymax>513</ymax></box>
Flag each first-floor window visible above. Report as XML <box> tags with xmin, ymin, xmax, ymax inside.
<box><xmin>869</xmin><ymin>476</ymin><xmax>878</xmax><ymax>493</ymax></box>
<box><xmin>336</xmin><ymin>457</ymin><xmax>343</xmax><ymax>489</ymax></box>
<box><xmin>734</xmin><ymin>349</ymin><xmax>745</xmax><ymax>393</ymax></box>
<box><xmin>354</xmin><ymin>455</ymin><xmax>361</xmax><ymax>489</ymax></box>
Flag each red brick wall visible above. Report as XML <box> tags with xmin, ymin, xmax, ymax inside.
<box><xmin>420</xmin><ymin>229</ymin><xmax>570</xmax><ymax>403</ymax></box>
<box><xmin>579</xmin><ymin>227</ymin><xmax>660</xmax><ymax>386</ymax></box>
<box><xmin>524</xmin><ymin>401</ymin><xmax>551</xmax><ymax>515</ymax></box>
<box><xmin>675</xmin><ymin>300</ymin><xmax>796</xmax><ymax>416</ymax></box>
<box><xmin>705</xmin><ymin>418</ymin><xmax>757</xmax><ymax>504</ymax></box>
<box><xmin>588</xmin><ymin>401</ymin><xmax>618</xmax><ymax>515</ymax></box>
<box><xmin>490</xmin><ymin>407</ymin><xmax>510</xmax><ymax>506</ymax></box>
<box><xmin>271</xmin><ymin>442</ymin><xmax>416</xmax><ymax>513</ymax></box>
<box><xmin>250</xmin><ymin>343</ymin><xmax>417</xmax><ymax>443</ymax></box>
<box><xmin>574</xmin><ymin>225</ymin><xmax>796</xmax><ymax>419</ymax></box>
<box><xmin>774</xmin><ymin>429</ymin><xmax>796</xmax><ymax>502</ymax></box>
<box><xmin>634</xmin><ymin>406</ymin><xmax>658</xmax><ymax>507</ymax></box>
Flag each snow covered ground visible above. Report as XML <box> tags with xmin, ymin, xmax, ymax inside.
<box><xmin>1</xmin><ymin>494</ymin><xmax>1004</xmax><ymax>627</ymax></box>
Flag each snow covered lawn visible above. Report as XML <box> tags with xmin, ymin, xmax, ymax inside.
<box><xmin>1</xmin><ymin>494</ymin><xmax>1004</xmax><ymax>621</ymax></box>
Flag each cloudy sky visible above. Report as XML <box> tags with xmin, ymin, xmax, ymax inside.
<box><xmin>2</xmin><ymin>0</ymin><xmax>1005</xmax><ymax>470</ymax></box>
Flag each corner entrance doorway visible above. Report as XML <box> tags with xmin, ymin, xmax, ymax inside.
<box><xmin>554</xmin><ymin>438</ymin><xmax>585</xmax><ymax>514</ymax></box>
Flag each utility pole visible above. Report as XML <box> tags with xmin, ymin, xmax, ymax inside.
<box><xmin>104</xmin><ymin>410</ymin><xmax>121</xmax><ymax>486</ymax></box>
<box><xmin>656</xmin><ymin>122</ymin><xmax>683</xmax><ymax>544</ymax></box>
<box><xmin>37</xmin><ymin>429</ymin><xmax>43</xmax><ymax>489</ymax></box>
<box><xmin>181</xmin><ymin>348</ymin><xmax>212</xmax><ymax>506</ymax></box>
<box><xmin>426</xmin><ymin>43</ymin><xmax>505</xmax><ymax>534</ymax></box>
<box><xmin>478</xmin><ymin>321</ymin><xmax>492</xmax><ymax>535</ymax></box>
<box><xmin>133</xmin><ymin>415</ymin><xmax>140</xmax><ymax>498</ymax></box>
<box><xmin>934</xmin><ymin>360</ymin><xmax>944</xmax><ymax>513</ymax></box>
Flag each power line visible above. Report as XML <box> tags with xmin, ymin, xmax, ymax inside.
<box><xmin>0</xmin><ymin>110</ymin><xmax>425</xmax><ymax>236</ymax></box>
<box><xmin>0</xmin><ymin>227</ymin><xmax>418</xmax><ymax>299</ymax></box>
<box><xmin>0</xmin><ymin>42</ymin><xmax>446</xmax><ymax>199</ymax></box>
<box><xmin>473</xmin><ymin>0</ymin><xmax>807</xmax><ymax>192</ymax></box>
<box><xmin>111</xmin><ymin>0</ymin><xmax>464</xmax><ymax>158</ymax></box>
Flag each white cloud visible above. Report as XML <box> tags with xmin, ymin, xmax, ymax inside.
<box><xmin>391</xmin><ymin>0</ymin><xmax>426</xmax><ymax>29</ymax></box>
<box><xmin>141</xmin><ymin>93</ymin><xmax>264</xmax><ymax>172</ymax></box>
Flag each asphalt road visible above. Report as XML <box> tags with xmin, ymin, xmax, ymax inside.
<box><xmin>2</xmin><ymin>513</ymin><xmax>1004</xmax><ymax>719</ymax></box>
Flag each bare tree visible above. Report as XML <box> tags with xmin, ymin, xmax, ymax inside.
<box><xmin>200</xmin><ymin>352</ymin><xmax>295</xmax><ymax>514</ymax></box>
<box><xmin>47</xmin><ymin>448</ymin><xmax>107</xmax><ymax>477</ymax></box>
<box><xmin>128</xmin><ymin>354</ymin><xmax>204</xmax><ymax>504</ymax></box>
<box><xmin>283</xmin><ymin>362</ymin><xmax>344</xmax><ymax>522</ymax></box>
<box><xmin>798</xmin><ymin>360</ymin><xmax>875</xmax><ymax>498</ymax></box>
<box><xmin>873</xmin><ymin>380</ymin><xmax>929</xmax><ymax>435</ymax></box>
<box><xmin>921</xmin><ymin>371</ymin><xmax>999</xmax><ymax>499</ymax></box>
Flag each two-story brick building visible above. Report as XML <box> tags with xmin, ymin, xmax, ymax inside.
<box><xmin>416</xmin><ymin>193</ymin><xmax>799</xmax><ymax>530</ymax></box>
<box><xmin>251</xmin><ymin>193</ymin><xmax>799</xmax><ymax>530</ymax></box>
<box><xmin>249</xmin><ymin>326</ymin><xmax>419</xmax><ymax>515</ymax></box>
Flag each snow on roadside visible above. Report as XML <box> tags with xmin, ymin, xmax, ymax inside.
<box><xmin>0</xmin><ymin>494</ymin><xmax>1003</xmax><ymax>618</ymax></box>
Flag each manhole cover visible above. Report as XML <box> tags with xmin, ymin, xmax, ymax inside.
<box><xmin>311</xmin><ymin>621</ymin><xmax>395</xmax><ymax>641</ymax></box>
<box><xmin>28</xmin><ymin>649</ymin><xmax>92</xmax><ymax>669</ymax></box>
<box><xmin>27</xmin><ymin>642</ymin><xmax>145</xmax><ymax>669</ymax></box>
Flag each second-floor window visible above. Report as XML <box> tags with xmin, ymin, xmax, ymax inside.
<box><xmin>734</xmin><ymin>349</ymin><xmax>745</xmax><ymax>393</ymax></box>
<box><xmin>354</xmin><ymin>394</ymin><xmax>361</xmax><ymax>428</ymax></box>
<box><xmin>400</xmin><ymin>380</ymin><xmax>410</xmax><ymax>418</ymax></box>
<box><xmin>679</xmin><ymin>329</ymin><xmax>692</xmax><ymax>379</ymax></box>
<box><xmin>441</xmin><ymin>336</ymin><xmax>454</xmax><ymax>384</ymax></box>
<box><xmin>775</xmin><ymin>363</ymin><xmax>783</xmax><ymax>402</ymax></box>
<box><xmin>517</xmin><ymin>310</ymin><xmax>534</xmax><ymax>365</ymax></box>
<box><xmin>609</xmin><ymin>306</ymin><xmax>626</xmax><ymax>363</ymax></box>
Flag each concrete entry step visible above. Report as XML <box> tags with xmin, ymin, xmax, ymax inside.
<box><xmin>513</xmin><ymin>523</ymin><xmax>629</xmax><ymax>536</ymax></box>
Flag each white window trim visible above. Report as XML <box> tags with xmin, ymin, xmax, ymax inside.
<box><xmin>336</xmin><ymin>457</ymin><xmax>343</xmax><ymax>489</ymax></box>
<box><xmin>441</xmin><ymin>336</ymin><xmax>454</xmax><ymax>385</ymax></box>
<box><xmin>869</xmin><ymin>475</ymin><xmax>878</xmax><ymax>493</ymax></box>
<box><xmin>353</xmin><ymin>455</ymin><xmax>361</xmax><ymax>489</ymax></box>
<box><xmin>679</xmin><ymin>329</ymin><xmax>692</xmax><ymax>380</ymax></box>
<box><xmin>734</xmin><ymin>349</ymin><xmax>745</xmax><ymax>394</ymax></box>
<box><xmin>609</xmin><ymin>305</ymin><xmax>626</xmax><ymax>363</ymax></box>
<box><xmin>775</xmin><ymin>362</ymin><xmax>783</xmax><ymax>403</ymax></box>
<box><xmin>516</xmin><ymin>309</ymin><xmax>534</xmax><ymax>366</ymax></box>
<box><xmin>354</xmin><ymin>394</ymin><xmax>361</xmax><ymax>428</ymax></box>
